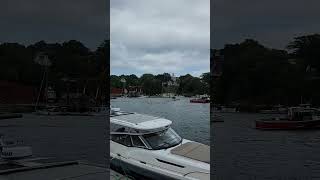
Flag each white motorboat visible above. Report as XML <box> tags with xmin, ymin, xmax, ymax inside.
<box><xmin>110</xmin><ymin>110</ymin><xmax>210</xmax><ymax>180</ymax></box>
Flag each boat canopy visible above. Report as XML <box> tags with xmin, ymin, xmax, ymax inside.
<box><xmin>111</xmin><ymin>113</ymin><xmax>172</xmax><ymax>135</ymax></box>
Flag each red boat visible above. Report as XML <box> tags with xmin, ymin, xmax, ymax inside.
<box><xmin>190</xmin><ymin>97</ymin><xmax>210</xmax><ymax>103</ymax></box>
<box><xmin>256</xmin><ymin>107</ymin><xmax>320</xmax><ymax>130</ymax></box>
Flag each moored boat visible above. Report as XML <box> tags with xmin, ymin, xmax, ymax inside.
<box><xmin>256</xmin><ymin>107</ymin><xmax>320</xmax><ymax>130</ymax></box>
<box><xmin>190</xmin><ymin>97</ymin><xmax>210</xmax><ymax>103</ymax></box>
<box><xmin>110</xmin><ymin>110</ymin><xmax>210</xmax><ymax>180</ymax></box>
<box><xmin>213</xmin><ymin>106</ymin><xmax>238</xmax><ymax>113</ymax></box>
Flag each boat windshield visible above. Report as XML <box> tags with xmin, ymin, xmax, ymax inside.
<box><xmin>142</xmin><ymin>128</ymin><xmax>182</xmax><ymax>150</ymax></box>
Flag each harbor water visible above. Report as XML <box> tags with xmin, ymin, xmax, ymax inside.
<box><xmin>0</xmin><ymin>114</ymin><xmax>109</xmax><ymax>166</ymax></box>
<box><xmin>213</xmin><ymin>113</ymin><xmax>320</xmax><ymax>180</ymax></box>
<box><xmin>111</xmin><ymin>97</ymin><xmax>210</xmax><ymax>145</ymax></box>
<box><xmin>0</xmin><ymin>97</ymin><xmax>210</xmax><ymax>169</ymax></box>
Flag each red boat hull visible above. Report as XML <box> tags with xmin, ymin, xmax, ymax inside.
<box><xmin>190</xmin><ymin>99</ymin><xmax>210</xmax><ymax>103</ymax></box>
<box><xmin>256</xmin><ymin>119</ymin><xmax>320</xmax><ymax>130</ymax></box>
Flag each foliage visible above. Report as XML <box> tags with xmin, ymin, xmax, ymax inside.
<box><xmin>0</xmin><ymin>40</ymin><xmax>109</xmax><ymax>100</ymax></box>
<box><xmin>110</xmin><ymin>73</ymin><xmax>209</xmax><ymax>96</ymax></box>
<box><xmin>213</xmin><ymin>34</ymin><xmax>320</xmax><ymax>106</ymax></box>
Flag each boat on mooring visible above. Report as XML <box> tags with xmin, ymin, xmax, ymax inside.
<box><xmin>256</xmin><ymin>107</ymin><xmax>320</xmax><ymax>130</ymax></box>
<box><xmin>110</xmin><ymin>109</ymin><xmax>210</xmax><ymax>180</ymax></box>
<box><xmin>212</xmin><ymin>106</ymin><xmax>238</xmax><ymax>113</ymax></box>
<box><xmin>172</xmin><ymin>96</ymin><xmax>180</xmax><ymax>101</ymax></box>
<box><xmin>190</xmin><ymin>97</ymin><xmax>210</xmax><ymax>103</ymax></box>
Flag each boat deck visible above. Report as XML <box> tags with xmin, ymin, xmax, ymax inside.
<box><xmin>171</xmin><ymin>142</ymin><xmax>210</xmax><ymax>163</ymax></box>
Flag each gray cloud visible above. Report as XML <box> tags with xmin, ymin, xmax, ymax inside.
<box><xmin>0</xmin><ymin>0</ymin><xmax>108</xmax><ymax>49</ymax></box>
<box><xmin>212</xmin><ymin>0</ymin><xmax>320</xmax><ymax>49</ymax></box>
<box><xmin>111</xmin><ymin>0</ymin><xmax>210</xmax><ymax>76</ymax></box>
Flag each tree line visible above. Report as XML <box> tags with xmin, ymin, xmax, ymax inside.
<box><xmin>213</xmin><ymin>34</ymin><xmax>320</xmax><ymax>107</ymax></box>
<box><xmin>0</xmin><ymin>40</ymin><xmax>109</xmax><ymax>100</ymax></box>
<box><xmin>0</xmin><ymin>39</ymin><xmax>209</xmax><ymax>98</ymax></box>
<box><xmin>111</xmin><ymin>72</ymin><xmax>210</xmax><ymax>96</ymax></box>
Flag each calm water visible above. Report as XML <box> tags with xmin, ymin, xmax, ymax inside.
<box><xmin>213</xmin><ymin>113</ymin><xmax>320</xmax><ymax>180</ymax></box>
<box><xmin>111</xmin><ymin>97</ymin><xmax>210</xmax><ymax>145</ymax></box>
<box><xmin>0</xmin><ymin>114</ymin><xmax>109</xmax><ymax>166</ymax></box>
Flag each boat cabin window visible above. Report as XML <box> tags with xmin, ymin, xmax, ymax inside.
<box><xmin>142</xmin><ymin>128</ymin><xmax>182</xmax><ymax>150</ymax></box>
<box><xmin>131</xmin><ymin>135</ymin><xmax>145</xmax><ymax>148</ymax></box>
<box><xmin>111</xmin><ymin>134</ymin><xmax>132</xmax><ymax>147</ymax></box>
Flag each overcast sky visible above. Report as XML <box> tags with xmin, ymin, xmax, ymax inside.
<box><xmin>3</xmin><ymin>0</ymin><xmax>316</xmax><ymax>74</ymax></box>
<box><xmin>212</xmin><ymin>0</ymin><xmax>320</xmax><ymax>49</ymax></box>
<box><xmin>110</xmin><ymin>0</ymin><xmax>210</xmax><ymax>77</ymax></box>
<box><xmin>0</xmin><ymin>0</ymin><xmax>107</xmax><ymax>50</ymax></box>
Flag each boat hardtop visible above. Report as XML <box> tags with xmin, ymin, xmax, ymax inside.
<box><xmin>111</xmin><ymin>112</ymin><xmax>172</xmax><ymax>132</ymax></box>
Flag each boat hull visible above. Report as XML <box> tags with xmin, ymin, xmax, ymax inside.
<box><xmin>255</xmin><ymin>119</ymin><xmax>320</xmax><ymax>130</ymax></box>
<box><xmin>111</xmin><ymin>157</ymin><xmax>178</xmax><ymax>180</ymax></box>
